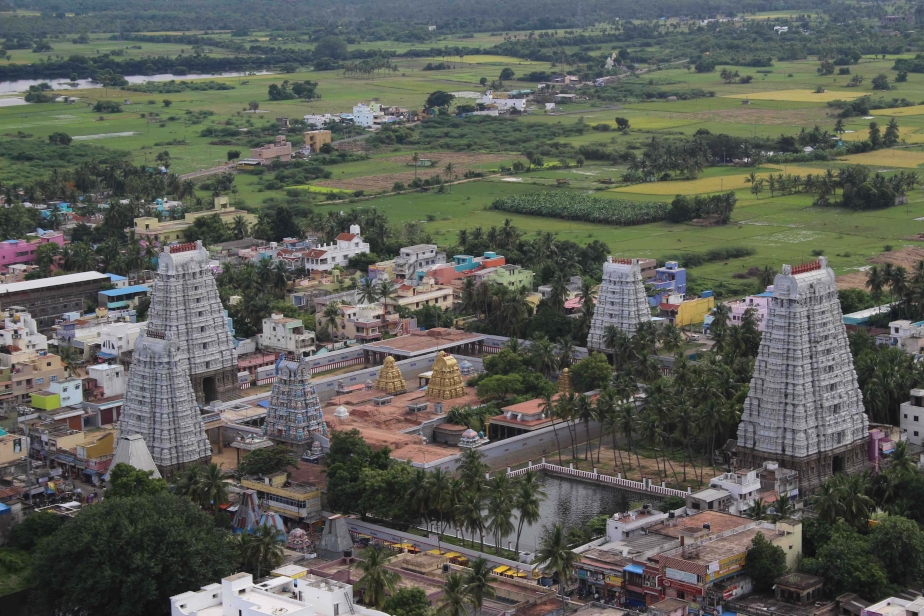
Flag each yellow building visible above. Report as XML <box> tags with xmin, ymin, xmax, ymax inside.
<box><xmin>76</xmin><ymin>430</ymin><xmax>114</xmax><ymax>461</ymax></box>
<box><xmin>30</xmin><ymin>390</ymin><xmax>60</xmax><ymax>410</ymax></box>
<box><xmin>304</xmin><ymin>130</ymin><xmax>332</xmax><ymax>152</ymax></box>
<box><xmin>133</xmin><ymin>197</ymin><xmax>256</xmax><ymax>244</ymax></box>
<box><xmin>0</xmin><ymin>433</ymin><xmax>26</xmax><ymax>466</ymax></box>
<box><xmin>240</xmin><ymin>472</ymin><xmax>322</xmax><ymax>522</ymax></box>
<box><xmin>662</xmin><ymin>295</ymin><xmax>716</xmax><ymax>328</ymax></box>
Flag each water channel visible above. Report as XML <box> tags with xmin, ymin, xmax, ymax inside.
<box><xmin>440</xmin><ymin>473</ymin><xmax>664</xmax><ymax>555</ymax></box>
<box><xmin>0</xmin><ymin>71</ymin><xmax>274</xmax><ymax>95</ymax></box>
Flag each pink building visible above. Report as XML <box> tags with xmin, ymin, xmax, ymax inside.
<box><xmin>0</xmin><ymin>231</ymin><xmax>65</xmax><ymax>268</ymax></box>
<box><xmin>727</xmin><ymin>288</ymin><xmax>772</xmax><ymax>331</ymax></box>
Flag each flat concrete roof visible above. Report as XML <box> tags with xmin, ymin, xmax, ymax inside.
<box><xmin>361</xmin><ymin>329</ymin><xmax>484</xmax><ymax>357</ymax></box>
<box><xmin>0</xmin><ymin>271</ymin><xmax>110</xmax><ymax>295</ymax></box>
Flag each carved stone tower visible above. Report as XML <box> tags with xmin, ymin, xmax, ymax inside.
<box><xmin>587</xmin><ymin>257</ymin><xmax>651</xmax><ymax>352</ymax></box>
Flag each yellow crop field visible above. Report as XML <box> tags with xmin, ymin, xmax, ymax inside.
<box><xmin>610</xmin><ymin>168</ymin><xmax>828</xmax><ymax>195</ymax></box>
<box><xmin>590</xmin><ymin>117</ymin><xmax>698</xmax><ymax>130</ymax></box>
<box><xmin>724</xmin><ymin>89</ymin><xmax>870</xmax><ymax>102</ymax></box>
<box><xmin>459</xmin><ymin>55</ymin><xmax>545</xmax><ymax>65</ymax></box>
<box><xmin>839</xmin><ymin>127</ymin><xmax>919</xmax><ymax>142</ymax></box>
<box><xmin>866</xmin><ymin>105</ymin><xmax>924</xmax><ymax>117</ymax></box>
<box><xmin>292</xmin><ymin>184</ymin><xmax>354</xmax><ymax>194</ymax></box>
<box><xmin>838</xmin><ymin>149</ymin><xmax>924</xmax><ymax>168</ymax></box>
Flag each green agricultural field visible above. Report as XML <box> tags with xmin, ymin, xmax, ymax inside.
<box><xmin>4</xmin><ymin>31</ymin><xmax>924</xmax><ymax>294</ymax></box>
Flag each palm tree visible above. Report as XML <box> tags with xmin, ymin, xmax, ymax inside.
<box><xmin>603</xmin><ymin>325</ymin><xmax>630</xmax><ymax>368</ymax></box>
<box><xmin>376</xmin><ymin>279</ymin><xmax>398</xmax><ymax>325</ymax></box>
<box><xmin>196</xmin><ymin>463</ymin><xmax>229</xmax><ymax>512</ymax></box>
<box><xmin>240</xmin><ymin>524</ymin><xmax>285</xmax><ymax>579</ymax></box>
<box><xmin>749</xmin><ymin>499</ymin><xmax>769</xmax><ymax>520</ymax></box>
<box><xmin>357</xmin><ymin>277</ymin><xmax>378</xmax><ymax>304</ymax></box>
<box><xmin>428</xmin><ymin>467</ymin><xmax>453</xmax><ymax>535</ymax></box>
<box><xmin>773</xmin><ymin>493</ymin><xmax>793</xmax><ymax>521</ymax></box>
<box><xmin>412</xmin><ymin>152</ymin><xmax>420</xmax><ymax>179</ymax></box>
<box><xmin>352</xmin><ymin>547</ymin><xmax>400</xmax><ymax>609</ymax></box>
<box><xmin>172</xmin><ymin>465</ymin><xmax>202</xmax><ymax>500</ymax></box>
<box><xmin>658</xmin><ymin>323</ymin><xmax>684</xmax><ymax>356</ymax></box>
<box><xmin>888</xmin><ymin>440</ymin><xmax>917</xmax><ymax>477</ymax></box>
<box><xmin>536</xmin><ymin>523</ymin><xmax>578</xmax><ymax>613</ymax></box>
<box><xmin>486</xmin><ymin>474</ymin><xmax>515</xmax><ymax>553</ymax></box>
<box><xmin>456</xmin><ymin>490</ymin><xmax>485</xmax><ymax>550</ymax></box>
<box><xmin>231</xmin><ymin>215</ymin><xmax>249</xmax><ymax>239</ymax></box>
<box><xmin>866</xmin><ymin>265</ymin><xmax>886</xmax><ymax>302</ymax></box>
<box><xmin>465</xmin><ymin>557</ymin><xmax>497</xmax><ymax>615</ymax></box>
<box><xmin>529</xmin><ymin>336</ymin><xmax>558</xmax><ymax>378</ymax></box>
<box><xmin>513</xmin><ymin>470</ymin><xmax>546</xmax><ymax>556</ymax></box>
<box><xmin>458</xmin><ymin>448</ymin><xmax>489</xmax><ymax>494</ymax></box>
<box><xmin>444</xmin><ymin>162</ymin><xmax>456</xmax><ymax>192</ymax></box>
<box><xmin>574</xmin><ymin>394</ymin><xmax>595</xmax><ymax>460</ymax></box>
<box><xmin>320</xmin><ymin>300</ymin><xmax>343</xmax><ymax>340</ymax></box>
<box><xmin>540</xmin><ymin>393</ymin><xmax>564</xmax><ymax>465</ymax></box>
<box><xmin>438</xmin><ymin>573</ymin><xmax>471</xmax><ymax>616</ymax></box>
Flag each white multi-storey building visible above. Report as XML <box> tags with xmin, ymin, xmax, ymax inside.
<box><xmin>303</xmin><ymin>225</ymin><xmax>370</xmax><ymax>273</ymax></box>
<box><xmin>889</xmin><ymin>319</ymin><xmax>924</xmax><ymax>354</ymax></box>
<box><xmin>901</xmin><ymin>389</ymin><xmax>924</xmax><ymax>446</ymax></box>
<box><xmin>0</xmin><ymin>309</ymin><xmax>47</xmax><ymax>353</ymax></box>
<box><xmin>352</xmin><ymin>103</ymin><xmax>380</xmax><ymax>127</ymax></box>
<box><xmin>258</xmin><ymin>313</ymin><xmax>316</xmax><ymax>357</ymax></box>
<box><xmin>171</xmin><ymin>572</ymin><xmax>388</xmax><ymax>616</ymax></box>
<box><xmin>393</xmin><ymin>244</ymin><xmax>446</xmax><ymax>279</ymax></box>
<box><xmin>98</xmin><ymin>321</ymin><xmax>145</xmax><ymax>360</ymax></box>
<box><xmin>87</xmin><ymin>364</ymin><xmax>127</xmax><ymax>398</ymax></box>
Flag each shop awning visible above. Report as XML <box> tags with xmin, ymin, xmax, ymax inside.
<box><xmin>97</xmin><ymin>351</ymin><xmax>117</xmax><ymax>359</ymax></box>
<box><xmin>443</xmin><ymin>552</ymin><xmax>461</xmax><ymax>558</ymax></box>
<box><xmin>623</xmin><ymin>564</ymin><xmax>644</xmax><ymax>575</ymax></box>
<box><xmin>493</xmin><ymin>566</ymin><xmax>510</xmax><ymax>574</ymax></box>
<box><xmin>82</xmin><ymin>469</ymin><xmax>98</xmax><ymax>476</ymax></box>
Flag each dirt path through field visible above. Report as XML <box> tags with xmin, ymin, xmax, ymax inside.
<box><xmin>836</xmin><ymin>246</ymin><xmax>924</xmax><ymax>289</ymax></box>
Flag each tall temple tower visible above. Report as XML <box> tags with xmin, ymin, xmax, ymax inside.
<box><xmin>117</xmin><ymin>335</ymin><xmax>212</xmax><ymax>474</ymax></box>
<box><xmin>587</xmin><ymin>257</ymin><xmax>651</xmax><ymax>352</ymax></box>
<box><xmin>735</xmin><ymin>257</ymin><xmax>869</xmax><ymax>494</ymax></box>
<box><xmin>145</xmin><ymin>241</ymin><xmax>238</xmax><ymax>404</ymax></box>
<box><xmin>117</xmin><ymin>241</ymin><xmax>237</xmax><ymax>475</ymax></box>
<box><xmin>263</xmin><ymin>355</ymin><xmax>327</xmax><ymax>455</ymax></box>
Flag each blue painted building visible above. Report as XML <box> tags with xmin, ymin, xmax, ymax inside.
<box><xmin>648</xmin><ymin>261</ymin><xmax>688</xmax><ymax>307</ymax></box>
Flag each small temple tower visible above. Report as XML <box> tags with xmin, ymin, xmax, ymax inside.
<box><xmin>557</xmin><ymin>368</ymin><xmax>573</xmax><ymax>394</ymax></box>
<box><xmin>375</xmin><ymin>356</ymin><xmax>407</xmax><ymax>394</ymax></box>
<box><xmin>427</xmin><ymin>351</ymin><xmax>466</xmax><ymax>400</ymax></box>
<box><xmin>736</xmin><ymin>257</ymin><xmax>869</xmax><ymax>494</ymax></box>
<box><xmin>587</xmin><ymin>257</ymin><xmax>651</xmax><ymax>352</ymax></box>
<box><xmin>264</xmin><ymin>355</ymin><xmax>327</xmax><ymax>455</ymax></box>
<box><xmin>117</xmin><ymin>335</ymin><xmax>212</xmax><ymax>474</ymax></box>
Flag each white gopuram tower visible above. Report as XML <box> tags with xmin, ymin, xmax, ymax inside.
<box><xmin>118</xmin><ymin>241</ymin><xmax>237</xmax><ymax>474</ymax></box>
<box><xmin>587</xmin><ymin>257</ymin><xmax>651</xmax><ymax>352</ymax></box>
<box><xmin>145</xmin><ymin>241</ymin><xmax>238</xmax><ymax>404</ymax></box>
<box><xmin>117</xmin><ymin>334</ymin><xmax>212</xmax><ymax>474</ymax></box>
<box><xmin>736</xmin><ymin>257</ymin><xmax>869</xmax><ymax>494</ymax></box>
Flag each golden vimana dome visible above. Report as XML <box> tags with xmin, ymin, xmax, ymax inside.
<box><xmin>426</xmin><ymin>351</ymin><xmax>466</xmax><ymax>400</ymax></box>
<box><xmin>374</xmin><ymin>355</ymin><xmax>407</xmax><ymax>394</ymax></box>
<box><xmin>558</xmin><ymin>368</ymin><xmax>573</xmax><ymax>394</ymax></box>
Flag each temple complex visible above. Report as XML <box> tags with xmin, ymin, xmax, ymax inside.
<box><xmin>426</xmin><ymin>351</ymin><xmax>466</xmax><ymax>400</ymax></box>
<box><xmin>374</xmin><ymin>355</ymin><xmax>407</xmax><ymax>394</ymax></box>
<box><xmin>144</xmin><ymin>241</ymin><xmax>238</xmax><ymax>404</ymax></box>
<box><xmin>263</xmin><ymin>355</ymin><xmax>328</xmax><ymax>455</ymax></box>
<box><xmin>735</xmin><ymin>257</ymin><xmax>869</xmax><ymax>494</ymax></box>
<box><xmin>587</xmin><ymin>257</ymin><xmax>651</xmax><ymax>352</ymax></box>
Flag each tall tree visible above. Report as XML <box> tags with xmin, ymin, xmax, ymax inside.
<box><xmin>352</xmin><ymin>546</ymin><xmax>400</xmax><ymax>608</ymax></box>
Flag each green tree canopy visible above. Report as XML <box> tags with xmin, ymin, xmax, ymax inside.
<box><xmin>743</xmin><ymin>531</ymin><xmax>787</xmax><ymax>592</ymax></box>
<box><xmin>107</xmin><ymin>462</ymin><xmax>168</xmax><ymax>498</ymax></box>
<box><xmin>382</xmin><ymin>586</ymin><xmax>431</xmax><ymax>616</ymax></box>
<box><xmin>237</xmin><ymin>445</ymin><xmax>298</xmax><ymax>477</ymax></box>
<box><xmin>31</xmin><ymin>493</ymin><xmax>236</xmax><ymax>616</ymax></box>
<box><xmin>313</xmin><ymin>36</ymin><xmax>348</xmax><ymax>60</ymax></box>
<box><xmin>803</xmin><ymin>522</ymin><xmax>891</xmax><ymax>601</ymax></box>
<box><xmin>569</xmin><ymin>352</ymin><xmax>613</xmax><ymax>392</ymax></box>
<box><xmin>869</xmin><ymin>515</ymin><xmax>924</xmax><ymax>587</ymax></box>
<box><xmin>7</xmin><ymin>510</ymin><xmax>64</xmax><ymax>552</ymax></box>
<box><xmin>425</xmin><ymin>90</ymin><xmax>455</xmax><ymax>109</ymax></box>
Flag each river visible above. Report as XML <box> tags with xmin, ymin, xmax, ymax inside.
<box><xmin>438</xmin><ymin>473</ymin><xmax>664</xmax><ymax>555</ymax></box>
<box><xmin>0</xmin><ymin>71</ymin><xmax>274</xmax><ymax>95</ymax></box>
